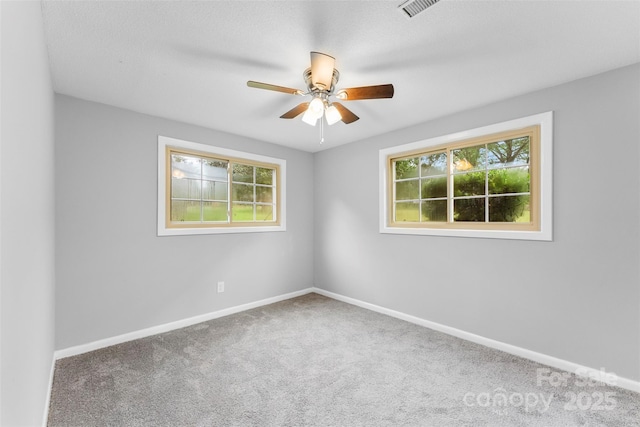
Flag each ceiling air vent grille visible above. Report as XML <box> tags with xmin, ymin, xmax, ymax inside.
<box><xmin>399</xmin><ymin>0</ymin><xmax>440</xmax><ymax>18</ymax></box>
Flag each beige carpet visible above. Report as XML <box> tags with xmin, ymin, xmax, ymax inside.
<box><xmin>48</xmin><ymin>293</ymin><xmax>639</xmax><ymax>426</ymax></box>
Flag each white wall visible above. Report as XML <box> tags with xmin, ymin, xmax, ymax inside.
<box><xmin>314</xmin><ymin>64</ymin><xmax>640</xmax><ymax>382</ymax></box>
<box><xmin>1</xmin><ymin>1</ymin><xmax>56</xmax><ymax>425</ymax></box>
<box><xmin>54</xmin><ymin>95</ymin><xmax>315</xmax><ymax>350</ymax></box>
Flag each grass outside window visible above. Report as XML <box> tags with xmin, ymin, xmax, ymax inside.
<box><xmin>168</xmin><ymin>148</ymin><xmax>280</xmax><ymax>228</ymax></box>
<box><xmin>158</xmin><ymin>136</ymin><xmax>286</xmax><ymax>236</ymax></box>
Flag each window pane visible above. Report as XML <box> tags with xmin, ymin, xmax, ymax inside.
<box><xmin>421</xmin><ymin>200</ymin><xmax>447</xmax><ymax>222</ymax></box>
<box><xmin>395</xmin><ymin>158</ymin><xmax>419</xmax><ymax>179</ymax></box>
<box><xmin>488</xmin><ymin>167</ymin><xmax>530</xmax><ymax>195</ymax></box>
<box><xmin>256</xmin><ymin>186</ymin><xmax>273</xmax><ymax>203</ymax></box>
<box><xmin>202</xmin><ymin>202</ymin><xmax>227</xmax><ymax>222</ymax></box>
<box><xmin>256</xmin><ymin>167</ymin><xmax>273</xmax><ymax>185</ymax></box>
<box><xmin>395</xmin><ymin>202</ymin><xmax>419</xmax><ymax>222</ymax></box>
<box><xmin>171</xmin><ymin>200</ymin><xmax>201</xmax><ymax>222</ymax></box>
<box><xmin>163</xmin><ymin>142</ymin><xmax>284</xmax><ymax>233</ymax></box>
<box><xmin>420</xmin><ymin>153</ymin><xmax>447</xmax><ymax>177</ymax></box>
<box><xmin>256</xmin><ymin>205</ymin><xmax>274</xmax><ymax>221</ymax></box>
<box><xmin>487</xmin><ymin>137</ymin><xmax>529</xmax><ymax>169</ymax></box>
<box><xmin>395</xmin><ymin>180</ymin><xmax>419</xmax><ymax>201</ymax></box>
<box><xmin>171</xmin><ymin>154</ymin><xmax>201</xmax><ymax>180</ymax></box>
<box><xmin>454</xmin><ymin>172</ymin><xmax>485</xmax><ymax>196</ymax></box>
<box><xmin>452</xmin><ymin>145</ymin><xmax>486</xmax><ymax>172</ymax></box>
<box><xmin>232</xmin><ymin>183</ymin><xmax>254</xmax><ymax>202</ymax></box>
<box><xmin>202</xmin><ymin>159</ymin><xmax>228</xmax><ymax>181</ymax></box>
<box><xmin>202</xmin><ymin>180</ymin><xmax>227</xmax><ymax>201</ymax></box>
<box><xmin>489</xmin><ymin>195</ymin><xmax>530</xmax><ymax>222</ymax></box>
<box><xmin>232</xmin><ymin>163</ymin><xmax>254</xmax><ymax>183</ymax></box>
<box><xmin>171</xmin><ymin>177</ymin><xmax>201</xmax><ymax>199</ymax></box>
<box><xmin>454</xmin><ymin>198</ymin><xmax>485</xmax><ymax>222</ymax></box>
<box><xmin>232</xmin><ymin>203</ymin><xmax>254</xmax><ymax>221</ymax></box>
<box><xmin>421</xmin><ymin>176</ymin><xmax>447</xmax><ymax>198</ymax></box>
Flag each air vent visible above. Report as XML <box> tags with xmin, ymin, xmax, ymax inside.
<box><xmin>398</xmin><ymin>0</ymin><xmax>440</xmax><ymax>18</ymax></box>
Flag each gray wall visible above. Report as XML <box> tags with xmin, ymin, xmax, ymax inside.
<box><xmin>55</xmin><ymin>95</ymin><xmax>314</xmax><ymax>350</ymax></box>
<box><xmin>314</xmin><ymin>64</ymin><xmax>640</xmax><ymax>381</ymax></box>
<box><xmin>1</xmin><ymin>1</ymin><xmax>57</xmax><ymax>425</ymax></box>
<box><xmin>54</xmin><ymin>59</ymin><xmax>639</xmax><ymax>382</ymax></box>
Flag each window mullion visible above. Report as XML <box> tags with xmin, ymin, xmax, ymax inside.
<box><xmin>227</xmin><ymin>162</ymin><xmax>232</xmax><ymax>223</ymax></box>
<box><xmin>200</xmin><ymin>158</ymin><xmax>204</xmax><ymax>223</ymax></box>
<box><xmin>448</xmin><ymin>148</ymin><xmax>454</xmax><ymax>223</ymax></box>
<box><xmin>485</xmin><ymin>143</ymin><xmax>489</xmax><ymax>223</ymax></box>
<box><xmin>391</xmin><ymin>160</ymin><xmax>395</xmax><ymax>223</ymax></box>
<box><xmin>418</xmin><ymin>158</ymin><xmax>422</xmax><ymax>223</ymax></box>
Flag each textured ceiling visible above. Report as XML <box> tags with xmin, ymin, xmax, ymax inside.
<box><xmin>42</xmin><ymin>0</ymin><xmax>640</xmax><ymax>152</ymax></box>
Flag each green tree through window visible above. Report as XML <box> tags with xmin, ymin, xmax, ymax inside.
<box><xmin>390</xmin><ymin>127</ymin><xmax>537</xmax><ymax>227</ymax></box>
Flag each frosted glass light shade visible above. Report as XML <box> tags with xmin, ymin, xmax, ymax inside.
<box><xmin>308</xmin><ymin>97</ymin><xmax>324</xmax><ymax>118</ymax></box>
<box><xmin>302</xmin><ymin>109</ymin><xmax>318</xmax><ymax>126</ymax></box>
<box><xmin>302</xmin><ymin>97</ymin><xmax>325</xmax><ymax>126</ymax></box>
<box><xmin>325</xmin><ymin>104</ymin><xmax>342</xmax><ymax>125</ymax></box>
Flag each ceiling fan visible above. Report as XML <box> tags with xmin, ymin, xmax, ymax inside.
<box><xmin>247</xmin><ymin>52</ymin><xmax>394</xmax><ymax>129</ymax></box>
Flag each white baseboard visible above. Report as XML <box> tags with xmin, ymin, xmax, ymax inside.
<box><xmin>312</xmin><ymin>287</ymin><xmax>640</xmax><ymax>394</ymax></box>
<box><xmin>53</xmin><ymin>285</ymin><xmax>639</xmax><ymax>394</ymax></box>
<box><xmin>55</xmin><ymin>287</ymin><xmax>314</xmax><ymax>360</ymax></box>
<box><xmin>42</xmin><ymin>352</ymin><xmax>56</xmax><ymax>427</ymax></box>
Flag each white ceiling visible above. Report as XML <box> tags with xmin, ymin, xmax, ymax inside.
<box><xmin>41</xmin><ymin>0</ymin><xmax>640</xmax><ymax>153</ymax></box>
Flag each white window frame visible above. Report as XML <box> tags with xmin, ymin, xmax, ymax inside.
<box><xmin>379</xmin><ymin>112</ymin><xmax>553</xmax><ymax>241</ymax></box>
<box><xmin>158</xmin><ymin>136</ymin><xmax>286</xmax><ymax>236</ymax></box>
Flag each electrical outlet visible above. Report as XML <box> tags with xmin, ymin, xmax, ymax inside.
<box><xmin>217</xmin><ymin>281</ymin><xmax>225</xmax><ymax>293</ymax></box>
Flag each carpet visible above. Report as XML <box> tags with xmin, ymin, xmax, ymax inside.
<box><xmin>48</xmin><ymin>293</ymin><xmax>639</xmax><ymax>426</ymax></box>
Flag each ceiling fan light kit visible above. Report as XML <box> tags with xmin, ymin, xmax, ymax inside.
<box><xmin>247</xmin><ymin>51</ymin><xmax>394</xmax><ymax>141</ymax></box>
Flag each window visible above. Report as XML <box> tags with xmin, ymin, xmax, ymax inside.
<box><xmin>158</xmin><ymin>136</ymin><xmax>286</xmax><ymax>236</ymax></box>
<box><xmin>379</xmin><ymin>112</ymin><xmax>552</xmax><ymax>241</ymax></box>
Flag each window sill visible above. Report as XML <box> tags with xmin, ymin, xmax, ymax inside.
<box><xmin>379</xmin><ymin>225</ymin><xmax>551</xmax><ymax>241</ymax></box>
<box><xmin>158</xmin><ymin>224</ymin><xmax>286</xmax><ymax>237</ymax></box>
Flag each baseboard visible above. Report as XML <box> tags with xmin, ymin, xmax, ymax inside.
<box><xmin>42</xmin><ymin>352</ymin><xmax>56</xmax><ymax>427</ymax></box>
<box><xmin>52</xmin><ymin>285</ymin><xmax>639</xmax><ymax>394</ymax></box>
<box><xmin>312</xmin><ymin>287</ymin><xmax>640</xmax><ymax>394</ymax></box>
<box><xmin>55</xmin><ymin>287</ymin><xmax>314</xmax><ymax>360</ymax></box>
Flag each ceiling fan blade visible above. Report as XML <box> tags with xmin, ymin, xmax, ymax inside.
<box><xmin>336</xmin><ymin>84</ymin><xmax>394</xmax><ymax>100</ymax></box>
<box><xmin>332</xmin><ymin>102</ymin><xmax>359</xmax><ymax>124</ymax></box>
<box><xmin>247</xmin><ymin>81</ymin><xmax>303</xmax><ymax>96</ymax></box>
<box><xmin>310</xmin><ymin>52</ymin><xmax>335</xmax><ymax>90</ymax></box>
<box><xmin>280</xmin><ymin>103</ymin><xmax>310</xmax><ymax>119</ymax></box>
